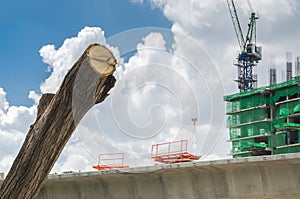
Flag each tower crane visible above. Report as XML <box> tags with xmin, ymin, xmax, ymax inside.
<box><xmin>227</xmin><ymin>0</ymin><xmax>262</xmax><ymax>92</ymax></box>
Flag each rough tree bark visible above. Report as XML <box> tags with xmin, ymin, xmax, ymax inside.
<box><xmin>0</xmin><ymin>44</ymin><xmax>117</xmax><ymax>199</ymax></box>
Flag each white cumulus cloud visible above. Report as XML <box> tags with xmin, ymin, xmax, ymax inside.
<box><xmin>0</xmin><ymin>87</ymin><xmax>37</xmax><ymax>174</ymax></box>
<box><xmin>39</xmin><ymin>26</ymin><xmax>121</xmax><ymax>94</ymax></box>
<box><xmin>0</xmin><ymin>88</ymin><xmax>9</xmax><ymax>112</ymax></box>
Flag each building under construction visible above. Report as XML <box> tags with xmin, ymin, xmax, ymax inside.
<box><xmin>225</xmin><ymin>76</ymin><xmax>300</xmax><ymax>158</ymax></box>
<box><xmin>225</xmin><ymin>0</ymin><xmax>300</xmax><ymax>158</ymax></box>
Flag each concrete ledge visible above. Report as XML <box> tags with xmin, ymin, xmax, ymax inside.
<box><xmin>46</xmin><ymin>153</ymin><xmax>300</xmax><ymax>179</ymax></box>
<box><xmin>35</xmin><ymin>153</ymin><xmax>300</xmax><ymax>199</ymax></box>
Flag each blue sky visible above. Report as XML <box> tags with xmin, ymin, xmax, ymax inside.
<box><xmin>0</xmin><ymin>0</ymin><xmax>171</xmax><ymax>106</ymax></box>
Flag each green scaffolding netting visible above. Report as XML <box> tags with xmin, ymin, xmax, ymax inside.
<box><xmin>231</xmin><ymin>138</ymin><xmax>267</xmax><ymax>153</ymax></box>
<box><xmin>270</xmin><ymin>85</ymin><xmax>300</xmax><ymax>104</ymax></box>
<box><xmin>224</xmin><ymin>77</ymin><xmax>300</xmax><ymax>102</ymax></box>
<box><xmin>227</xmin><ymin>108</ymin><xmax>269</xmax><ymax>127</ymax></box>
<box><xmin>226</xmin><ymin>94</ymin><xmax>269</xmax><ymax>113</ymax></box>
<box><xmin>273</xmin><ymin>145</ymin><xmax>300</xmax><ymax>155</ymax></box>
<box><xmin>273</xmin><ymin>100</ymin><xmax>300</xmax><ymax>129</ymax></box>
<box><xmin>294</xmin><ymin>104</ymin><xmax>300</xmax><ymax>113</ymax></box>
<box><xmin>229</xmin><ymin>122</ymin><xmax>272</xmax><ymax>140</ymax></box>
<box><xmin>232</xmin><ymin>131</ymin><xmax>300</xmax><ymax>156</ymax></box>
<box><xmin>226</xmin><ymin>85</ymin><xmax>300</xmax><ymax>114</ymax></box>
<box><xmin>274</xmin><ymin>122</ymin><xmax>300</xmax><ymax>129</ymax></box>
<box><xmin>276</xmin><ymin>100</ymin><xmax>300</xmax><ymax>118</ymax></box>
<box><xmin>268</xmin><ymin>133</ymin><xmax>286</xmax><ymax>148</ymax></box>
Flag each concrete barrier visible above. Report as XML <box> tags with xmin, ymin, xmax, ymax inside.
<box><xmin>35</xmin><ymin>153</ymin><xmax>300</xmax><ymax>199</ymax></box>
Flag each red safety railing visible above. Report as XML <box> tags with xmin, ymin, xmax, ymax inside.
<box><xmin>151</xmin><ymin>140</ymin><xmax>200</xmax><ymax>164</ymax></box>
<box><xmin>92</xmin><ymin>153</ymin><xmax>129</xmax><ymax>170</ymax></box>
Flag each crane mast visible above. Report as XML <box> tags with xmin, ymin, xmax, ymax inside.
<box><xmin>227</xmin><ymin>0</ymin><xmax>262</xmax><ymax>92</ymax></box>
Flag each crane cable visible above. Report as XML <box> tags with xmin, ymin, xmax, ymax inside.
<box><xmin>246</xmin><ymin>0</ymin><xmax>254</xmax><ymax>13</ymax></box>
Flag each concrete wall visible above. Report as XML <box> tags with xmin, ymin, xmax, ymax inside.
<box><xmin>36</xmin><ymin>153</ymin><xmax>300</xmax><ymax>199</ymax></box>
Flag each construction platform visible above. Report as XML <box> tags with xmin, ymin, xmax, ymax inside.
<box><xmin>92</xmin><ymin>153</ymin><xmax>129</xmax><ymax>171</ymax></box>
<box><xmin>151</xmin><ymin>140</ymin><xmax>200</xmax><ymax>164</ymax></box>
<box><xmin>1</xmin><ymin>153</ymin><xmax>297</xmax><ymax>199</ymax></box>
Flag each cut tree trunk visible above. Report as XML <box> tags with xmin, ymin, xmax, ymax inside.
<box><xmin>0</xmin><ymin>44</ymin><xmax>117</xmax><ymax>199</ymax></box>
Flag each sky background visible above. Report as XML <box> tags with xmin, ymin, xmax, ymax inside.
<box><xmin>0</xmin><ymin>0</ymin><xmax>299</xmax><ymax>174</ymax></box>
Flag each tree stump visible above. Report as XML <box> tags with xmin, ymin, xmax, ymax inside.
<box><xmin>0</xmin><ymin>44</ymin><xmax>117</xmax><ymax>199</ymax></box>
